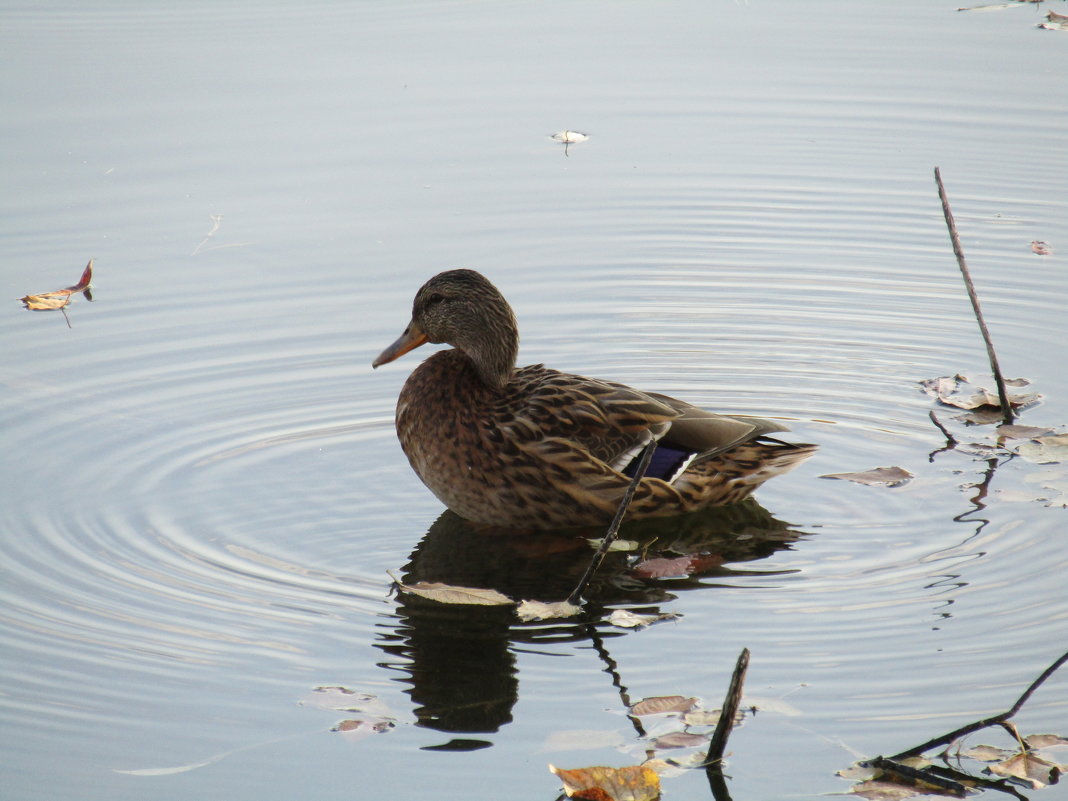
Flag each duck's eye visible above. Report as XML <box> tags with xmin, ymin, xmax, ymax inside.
<box><xmin>427</xmin><ymin>292</ymin><xmax>445</xmax><ymax>306</ymax></box>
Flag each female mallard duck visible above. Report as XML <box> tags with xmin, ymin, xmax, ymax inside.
<box><xmin>373</xmin><ymin>269</ymin><xmax>815</xmax><ymax>530</ymax></box>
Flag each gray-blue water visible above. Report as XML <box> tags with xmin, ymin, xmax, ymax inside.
<box><xmin>3</xmin><ymin>2</ymin><xmax>1067</xmax><ymax>799</ymax></box>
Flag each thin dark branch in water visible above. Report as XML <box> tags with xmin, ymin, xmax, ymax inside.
<box><xmin>928</xmin><ymin>410</ymin><xmax>957</xmax><ymax>447</ymax></box>
<box><xmin>889</xmin><ymin>648</ymin><xmax>1068</xmax><ymax>760</ymax></box>
<box><xmin>706</xmin><ymin>648</ymin><xmax>750</xmax><ymax>766</ymax></box>
<box><xmin>566</xmin><ymin>440</ymin><xmax>655</xmax><ymax>606</ymax></box>
<box><xmin>869</xmin><ymin>757</ymin><xmax>967</xmax><ymax>798</ymax></box>
<box><xmin>934</xmin><ymin>167</ymin><xmax>1014</xmax><ymax>426</ymax></box>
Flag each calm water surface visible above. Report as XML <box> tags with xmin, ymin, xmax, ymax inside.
<box><xmin>3</xmin><ymin>2</ymin><xmax>1067</xmax><ymax>799</ymax></box>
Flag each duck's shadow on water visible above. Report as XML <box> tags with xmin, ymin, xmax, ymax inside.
<box><xmin>373</xmin><ymin>501</ymin><xmax>810</xmax><ymax>749</ymax></box>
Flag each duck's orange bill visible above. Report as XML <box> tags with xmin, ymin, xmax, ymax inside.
<box><xmin>372</xmin><ymin>321</ymin><xmax>428</xmax><ymax>368</ymax></box>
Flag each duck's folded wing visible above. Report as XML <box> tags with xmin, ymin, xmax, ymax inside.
<box><xmin>646</xmin><ymin>392</ymin><xmax>790</xmax><ymax>456</ymax></box>
<box><xmin>514</xmin><ymin>368</ymin><xmax>677</xmax><ymax>471</ymax></box>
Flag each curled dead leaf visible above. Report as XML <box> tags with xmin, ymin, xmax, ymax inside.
<box><xmin>516</xmin><ymin>599</ymin><xmax>583</xmax><ymax>621</ymax></box>
<box><xmin>987</xmin><ymin>751</ymin><xmax>1062</xmax><ymax>789</ymax></box>
<box><xmin>918</xmin><ymin>374</ymin><xmax>1039</xmax><ymax>412</ymax></box>
<box><xmin>1031</xmin><ymin>240</ymin><xmax>1053</xmax><ymax>255</ymax></box>
<box><xmin>19</xmin><ymin>259</ymin><xmax>94</xmax><ymax>311</ymax></box>
<box><xmin>549</xmin><ymin>763</ymin><xmax>660</xmax><ymax>801</ymax></box>
<box><xmin>820</xmin><ymin>466</ymin><xmax>914</xmax><ymax>487</ymax></box>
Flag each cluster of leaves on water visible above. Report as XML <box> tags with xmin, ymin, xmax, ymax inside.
<box><xmin>840</xmin><ymin>734</ymin><xmax>1068</xmax><ymax>799</ymax></box>
<box><xmin>819</xmin><ymin>374</ymin><xmax>1068</xmax><ymax>507</ymax></box>
<box><xmin>548</xmin><ymin>692</ymin><xmax>756</xmax><ymax>800</ymax></box>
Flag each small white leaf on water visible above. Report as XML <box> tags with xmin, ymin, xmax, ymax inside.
<box><xmin>551</xmin><ymin>130</ymin><xmax>589</xmax><ymax>144</ymax></box>
<box><xmin>608</xmin><ymin>609</ymin><xmax>681</xmax><ymax>629</ymax></box>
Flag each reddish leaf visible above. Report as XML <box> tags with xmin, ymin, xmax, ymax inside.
<box><xmin>20</xmin><ymin>259</ymin><xmax>94</xmax><ymax>311</ymax></box>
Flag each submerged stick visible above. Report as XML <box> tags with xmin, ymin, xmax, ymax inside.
<box><xmin>889</xmin><ymin>647</ymin><xmax>1068</xmax><ymax>760</ymax></box>
<box><xmin>565</xmin><ymin>440</ymin><xmax>655</xmax><ymax>607</ymax></box>
<box><xmin>705</xmin><ymin>648</ymin><xmax>750</xmax><ymax>766</ymax></box>
<box><xmin>934</xmin><ymin>167</ymin><xmax>1014</xmax><ymax>425</ymax></box>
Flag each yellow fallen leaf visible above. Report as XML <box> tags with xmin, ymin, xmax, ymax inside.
<box><xmin>389</xmin><ymin>572</ymin><xmax>512</xmax><ymax>606</ymax></box>
<box><xmin>549</xmin><ymin>763</ymin><xmax>660</xmax><ymax>801</ymax></box>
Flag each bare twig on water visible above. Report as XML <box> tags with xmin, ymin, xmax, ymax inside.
<box><xmin>928</xmin><ymin>410</ymin><xmax>958</xmax><ymax>447</ymax></box>
<box><xmin>565</xmin><ymin>440</ymin><xmax>655</xmax><ymax>607</ymax></box>
<box><xmin>934</xmin><ymin>167</ymin><xmax>1014</xmax><ymax>425</ymax></box>
<box><xmin>706</xmin><ymin>648</ymin><xmax>750</xmax><ymax>766</ymax></box>
<box><xmin>888</xmin><ymin>647</ymin><xmax>1068</xmax><ymax>760</ymax></box>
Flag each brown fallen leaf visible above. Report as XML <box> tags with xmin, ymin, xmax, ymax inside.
<box><xmin>918</xmin><ymin>374</ymin><xmax>1039</xmax><ymax>412</ymax></box>
<box><xmin>820</xmin><ymin>466</ymin><xmax>914</xmax><ymax>487</ymax></box>
<box><xmin>631</xmin><ymin>553</ymin><xmax>724</xmax><ymax>579</ymax></box>
<box><xmin>650</xmin><ymin>731</ymin><xmax>708</xmax><ymax>750</ymax></box>
<box><xmin>389</xmin><ymin>572</ymin><xmax>512</xmax><ymax>606</ymax></box>
<box><xmin>19</xmin><ymin>259</ymin><xmax>94</xmax><ymax>310</ymax></box>
<box><xmin>1031</xmin><ymin>240</ymin><xmax>1053</xmax><ymax>255</ymax></box>
<box><xmin>995</xmin><ymin>424</ymin><xmax>1055</xmax><ymax>440</ymax></box>
<box><xmin>630</xmin><ymin>696</ymin><xmax>698</xmax><ymax>717</ymax></box>
<box><xmin>1025</xmin><ymin>734</ymin><xmax>1068</xmax><ymax>749</ymax></box>
<box><xmin>549</xmin><ymin>763</ymin><xmax>660</xmax><ymax>801</ymax></box>
<box><xmin>987</xmin><ymin>750</ymin><xmax>1062</xmax><ymax>789</ymax></box>
<box><xmin>1016</xmin><ymin>434</ymin><xmax>1068</xmax><ymax>464</ymax></box>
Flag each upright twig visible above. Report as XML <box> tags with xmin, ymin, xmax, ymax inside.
<box><xmin>705</xmin><ymin>648</ymin><xmax>750</xmax><ymax>766</ymax></box>
<box><xmin>565</xmin><ymin>440</ymin><xmax>655</xmax><ymax>606</ymax></box>
<box><xmin>934</xmin><ymin>167</ymin><xmax>1014</xmax><ymax>425</ymax></box>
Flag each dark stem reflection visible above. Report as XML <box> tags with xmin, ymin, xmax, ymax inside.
<box><xmin>374</xmin><ymin>501</ymin><xmax>808</xmax><ymax>747</ymax></box>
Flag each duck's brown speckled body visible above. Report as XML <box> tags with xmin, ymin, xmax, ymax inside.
<box><xmin>373</xmin><ymin>269</ymin><xmax>815</xmax><ymax>530</ymax></box>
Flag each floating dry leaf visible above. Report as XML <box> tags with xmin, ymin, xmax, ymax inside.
<box><xmin>820</xmin><ymin>466</ymin><xmax>914</xmax><ymax>487</ymax></box>
<box><xmin>390</xmin><ymin>573</ymin><xmax>512</xmax><ymax>606</ymax></box>
<box><xmin>607</xmin><ymin>609</ymin><xmax>680</xmax><ymax>629</ymax></box>
<box><xmin>551</xmin><ymin>130</ymin><xmax>590</xmax><ymax>144</ymax></box>
<box><xmin>918</xmin><ymin>374</ymin><xmax>1039</xmax><ymax>412</ymax></box>
<box><xmin>962</xmin><ymin>744</ymin><xmax>1013</xmax><ymax>762</ymax></box>
<box><xmin>1016</xmin><ymin>434</ymin><xmax>1068</xmax><ymax>464</ymax></box>
<box><xmin>516</xmin><ymin>598</ymin><xmax>582</xmax><ymax>621</ymax></box>
<box><xmin>987</xmin><ymin>751</ymin><xmax>1062</xmax><ymax>789</ymax></box>
<box><xmin>1031</xmin><ymin>240</ymin><xmax>1053</xmax><ymax>255</ymax></box>
<box><xmin>630</xmin><ymin>696</ymin><xmax>697</xmax><ymax>717</ymax></box>
<box><xmin>680</xmin><ymin>708</ymin><xmax>722</xmax><ymax>726</ymax></box>
<box><xmin>549</xmin><ymin>763</ymin><xmax>660</xmax><ymax>801</ymax></box>
<box><xmin>650</xmin><ymin>731</ymin><xmax>708</xmax><ymax>750</ymax></box>
<box><xmin>849</xmin><ymin>778</ymin><xmax>928</xmax><ymax>800</ymax></box>
<box><xmin>332</xmin><ymin>718</ymin><xmax>394</xmax><ymax>741</ymax></box>
<box><xmin>1025</xmin><ymin>734</ymin><xmax>1068</xmax><ymax>749</ymax></box>
<box><xmin>20</xmin><ymin>259</ymin><xmax>94</xmax><ymax>311</ymax></box>
<box><xmin>996</xmin><ymin>424</ymin><xmax>1055</xmax><ymax>440</ymax></box>
<box><xmin>1025</xmin><ymin>469</ymin><xmax>1068</xmax><ymax>507</ymax></box>
<box><xmin>631</xmin><ymin>553</ymin><xmax>723</xmax><ymax>579</ymax></box>
<box><xmin>586</xmin><ymin>537</ymin><xmax>638</xmax><ymax>552</ymax></box>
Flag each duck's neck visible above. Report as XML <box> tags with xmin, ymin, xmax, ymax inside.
<box><xmin>462</xmin><ymin>327</ymin><xmax>518</xmax><ymax>390</ymax></box>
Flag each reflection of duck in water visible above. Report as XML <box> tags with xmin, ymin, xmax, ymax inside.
<box><xmin>377</xmin><ymin>505</ymin><xmax>805</xmax><ymax>739</ymax></box>
<box><xmin>373</xmin><ymin>270</ymin><xmax>816</xmax><ymax>530</ymax></box>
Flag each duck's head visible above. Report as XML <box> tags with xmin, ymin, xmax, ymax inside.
<box><xmin>372</xmin><ymin>269</ymin><xmax>519</xmax><ymax>389</ymax></box>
